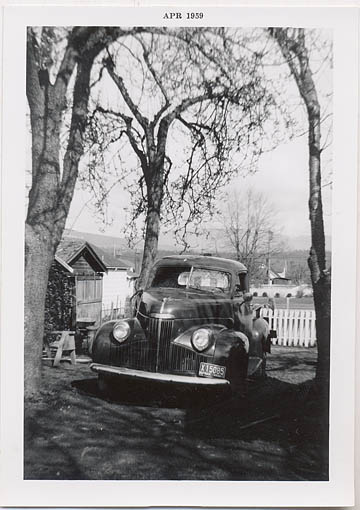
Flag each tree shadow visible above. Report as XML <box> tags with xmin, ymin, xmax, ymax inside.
<box><xmin>24</xmin><ymin>360</ymin><xmax>328</xmax><ymax>481</ymax></box>
<box><xmin>183</xmin><ymin>377</ymin><xmax>329</xmax><ymax>480</ymax></box>
<box><xmin>70</xmin><ymin>374</ymin><xmax>328</xmax><ymax>481</ymax></box>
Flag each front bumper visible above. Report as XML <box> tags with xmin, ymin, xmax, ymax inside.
<box><xmin>90</xmin><ymin>363</ymin><xmax>230</xmax><ymax>386</ymax></box>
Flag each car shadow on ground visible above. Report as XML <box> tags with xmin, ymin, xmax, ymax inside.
<box><xmin>72</xmin><ymin>376</ymin><xmax>226</xmax><ymax>409</ymax></box>
<box><xmin>72</xmin><ymin>375</ymin><xmax>307</xmax><ymax>435</ymax></box>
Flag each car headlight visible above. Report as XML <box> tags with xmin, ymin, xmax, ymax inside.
<box><xmin>191</xmin><ymin>328</ymin><xmax>212</xmax><ymax>352</ymax></box>
<box><xmin>112</xmin><ymin>321</ymin><xmax>130</xmax><ymax>343</ymax></box>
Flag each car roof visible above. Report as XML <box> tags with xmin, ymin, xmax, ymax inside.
<box><xmin>154</xmin><ymin>255</ymin><xmax>247</xmax><ymax>272</ymax></box>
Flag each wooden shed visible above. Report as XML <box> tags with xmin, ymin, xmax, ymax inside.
<box><xmin>56</xmin><ymin>239</ymin><xmax>107</xmax><ymax>325</ymax></box>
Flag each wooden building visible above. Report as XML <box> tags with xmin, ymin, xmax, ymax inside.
<box><xmin>55</xmin><ymin>239</ymin><xmax>107</xmax><ymax>325</ymax></box>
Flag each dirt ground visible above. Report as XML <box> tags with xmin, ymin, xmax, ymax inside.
<box><xmin>24</xmin><ymin>346</ymin><xmax>328</xmax><ymax>481</ymax></box>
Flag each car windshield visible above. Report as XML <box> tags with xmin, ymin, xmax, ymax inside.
<box><xmin>150</xmin><ymin>266</ymin><xmax>231</xmax><ymax>292</ymax></box>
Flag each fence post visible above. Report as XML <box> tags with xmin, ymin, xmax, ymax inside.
<box><xmin>310</xmin><ymin>310</ymin><xmax>316</xmax><ymax>346</ymax></box>
<box><xmin>293</xmin><ymin>310</ymin><xmax>299</xmax><ymax>347</ymax></box>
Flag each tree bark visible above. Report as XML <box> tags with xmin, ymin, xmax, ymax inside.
<box><xmin>137</xmin><ymin>164</ymin><xmax>165</xmax><ymax>289</ymax></box>
<box><xmin>24</xmin><ymin>225</ymin><xmax>55</xmax><ymax>396</ymax></box>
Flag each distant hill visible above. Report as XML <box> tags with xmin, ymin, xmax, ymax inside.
<box><xmin>288</xmin><ymin>234</ymin><xmax>332</xmax><ymax>251</ymax></box>
<box><xmin>64</xmin><ymin>229</ymin><xmax>131</xmax><ymax>251</ymax></box>
<box><xmin>63</xmin><ymin>228</ymin><xmax>331</xmax><ymax>282</ymax></box>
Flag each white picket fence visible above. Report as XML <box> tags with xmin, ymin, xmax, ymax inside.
<box><xmin>261</xmin><ymin>308</ymin><xmax>317</xmax><ymax>347</ymax></box>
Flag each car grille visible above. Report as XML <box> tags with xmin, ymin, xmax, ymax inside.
<box><xmin>170</xmin><ymin>344</ymin><xmax>208</xmax><ymax>374</ymax></box>
<box><xmin>110</xmin><ymin>315</ymin><xmax>209</xmax><ymax>375</ymax></box>
<box><xmin>148</xmin><ymin>316</ymin><xmax>174</xmax><ymax>372</ymax></box>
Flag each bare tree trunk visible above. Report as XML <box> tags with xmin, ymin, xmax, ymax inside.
<box><xmin>25</xmin><ymin>28</ymin><xmax>143</xmax><ymax>397</ymax></box>
<box><xmin>306</xmin><ymin>92</ymin><xmax>330</xmax><ymax>392</ymax></box>
<box><xmin>269</xmin><ymin>28</ymin><xmax>331</xmax><ymax>394</ymax></box>
<box><xmin>313</xmin><ymin>272</ymin><xmax>331</xmax><ymax>388</ymax></box>
<box><xmin>25</xmin><ymin>30</ymin><xmax>105</xmax><ymax>398</ymax></box>
<box><xmin>137</xmin><ymin>167</ymin><xmax>164</xmax><ymax>289</ymax></box>
<box><xmin>24</xmin><ymin>225</ymin><xmax>55</xmax><ymax>396</ymax></box>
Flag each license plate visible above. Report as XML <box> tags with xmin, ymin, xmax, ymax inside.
<box><xmin>199</xmin><ymin>362</ymin><xmax>226</xmax><ymax>379</ymax></box>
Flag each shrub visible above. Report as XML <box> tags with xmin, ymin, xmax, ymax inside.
<box><xmin>44</xmin><ymin>262</ymin><xmax>74</xmax><ymax>338</ymax></box>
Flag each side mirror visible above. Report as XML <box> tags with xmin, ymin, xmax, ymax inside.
<box><xmin>130</xmin><ymin>289</ymin><xmax>143</xmax><ymax>301</ymax></box>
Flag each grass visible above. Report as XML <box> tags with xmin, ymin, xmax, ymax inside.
<box><xmin>24</xmin><ymin>346</ymin><xmax>328</xmax><ymax>481</ymax></box>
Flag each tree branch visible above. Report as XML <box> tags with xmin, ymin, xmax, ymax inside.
<box><xmin>95</xmin><ymin>106</ymin><xmax>148</xmax><ymax>169</ymax></box>
<box><xmin>104</xmin><ymin>56</ymin><xmax>149</xmax><ymax>130</ymax></box>
<box><xmin>135</xmin><ymin>35</ymin><xmax>170</xmax><ymax>126</ymax></box>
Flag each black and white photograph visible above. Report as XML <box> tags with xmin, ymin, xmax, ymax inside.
<box><xmin>0</xmin><ymin>4</ymin><xmax>358</xmax><ymax>508</ymax></box>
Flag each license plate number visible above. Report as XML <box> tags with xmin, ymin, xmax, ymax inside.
<box><xmin>199</xmin><ymin>362</ymin><xmax>226</xmax><ymax>379</ymax></box>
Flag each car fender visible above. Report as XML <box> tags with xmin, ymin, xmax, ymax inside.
<box><xmin>173</xmin><ymin>324</ymin><xmax>227</xmax><ymax>356</ymax></box>
<box><xmin>211</xmin><ymin>329</ymin><xmax>249</xmax><ymax>365</ymax></box>
<box><xmin>250</xmin><ymin>317</ymin><xmax>270</xmax><ymax>356</ymax></box>
<box><xmin>213</xmin><ymin>329</ymin><xmax>249</xmax><ymax>392</ymax></box>
<box><xmin>92</xmin><ymin>318</ymin><xmax>146</xmax><ymax>364</ymax></box>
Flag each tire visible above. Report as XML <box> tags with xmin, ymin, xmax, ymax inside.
<box><xmin>261</xmin><ymin>351</ymin><xmax>267</xmax><ymax>378</ymax></box>
<box><xmin>251</xmin><ymin>351</ymin><xmax>267</xmax><ymax>379</ymax></box>
<box><xmin>227</xmin><ymin>342</ymin><xmax>249</xmax><ymax>400</ymax></box>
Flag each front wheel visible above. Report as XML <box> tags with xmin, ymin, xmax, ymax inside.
<box><xmin>261</xmin><ymin>351</ymin><xmax>267</xmax><ymax>377</ymax></box>
<box><xmin>251</xmin><ymin>351</ymin><xmax>267</xmax><ymax>379</ymax></box>
<box><xmin>227</xmin><ymin>342</ymin><xmax>249</xmax><ymax>400</ymax></box>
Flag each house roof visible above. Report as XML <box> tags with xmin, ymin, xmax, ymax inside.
<box><xmin>54</xmin><ymin>255</ymin><xmax>74</xmax><ymax>273</ymax></box>
<box><xmin>56</xmin><ymin>238</ymin><xmax>107</xmax><ymax>273</ymax></box>
<box><xmin>56</xmin><ymin>238</ymin><xmax>85</xmax><ymax>262</ymax></box>
<box><xmin>90</xmin><ymin>245</ymin><xmax>132</xmax><ymax>269</ymax></box>
<box><xmin>256</xmin><ymin>265</ymin><xmax>291</xmax><ymax>283</ymax></box>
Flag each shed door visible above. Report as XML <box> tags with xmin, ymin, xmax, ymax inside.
<box><xmin>76</xmin><ymin>276</ymin><xmax>102</xmax><ymax>324</ymax></box>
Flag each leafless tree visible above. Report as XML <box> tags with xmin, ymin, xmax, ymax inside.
<box><xmin>269</xmin><ymin>28</ymin><xmax>331</xmax><ymax>393</ymax></box>
<box><xmin>85</xmin><ymin>28</ymin><xmax>286</xmax><ymax>289</ymax></box>
<box><xmin>220</xmin><ymin>189</ymin><xmax>284</xmax><ymax>282</ymax></box>
<box><xmin>289</xmin><ymin>260</ymin><xmax>311</xmax><ymax>286</ymax></box>
<box><xmin>25</xmin><ymin>26</ymin><xmax>147</xmax><ymax>397</ymax></box>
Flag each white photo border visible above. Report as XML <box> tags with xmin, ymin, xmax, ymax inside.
<box><xmin>0</xmin><ymin>4</ymin><xmax>357</xmax><ymax>507</ymax></box>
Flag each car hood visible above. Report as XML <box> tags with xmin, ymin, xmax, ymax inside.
<box><xmin>139</xmin><ymin>287</ymin><xmax>233</xmax><ymax>320</ymax></box>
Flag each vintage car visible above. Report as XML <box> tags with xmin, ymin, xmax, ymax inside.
<box><xmin>90</xmin><ymin>255</ymin><xmax>275</xmax><ymax>397</ymax></box>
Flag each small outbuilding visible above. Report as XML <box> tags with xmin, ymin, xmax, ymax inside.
<box><xmin>55</xmin><ymin>238</ymin><xmax>107</xmax><ymax>325</ymax></box>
